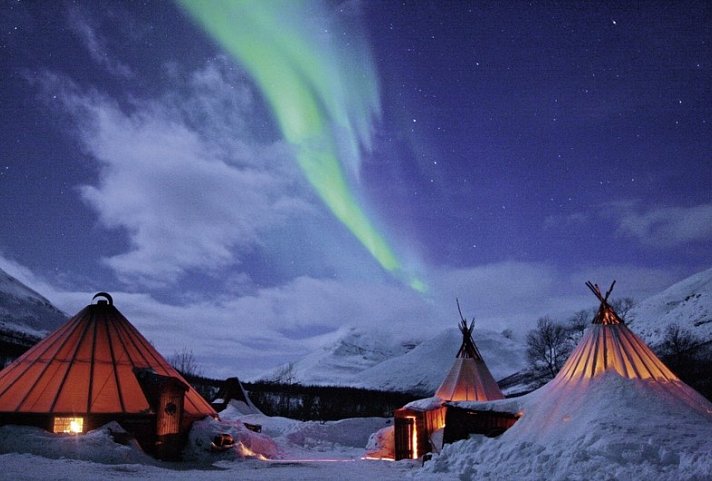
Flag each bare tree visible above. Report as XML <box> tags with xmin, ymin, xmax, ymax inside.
<box><xmin>658</xmin><ymin>323</ymin><xmax>704</xmax><ymax>381</ymax></box>
<box><xmin>567</xmin><ymin>309</ymin><xmax>591</xmax><ymax>344</ymax></box>
<box><xmin>610</xmin><ymin>297</ymin><xmax>636</xmax><ymax>324</ymax></box>
<box><xmin>274</xmin><ymin>361</ymin><xmax>296</xmax><ymax>385</ymax></box>
<box><xmin>526</xmin><ymin>316</ymin><xmax>572</xmax><ymax>381</ymax></box>
<box><xmin>168</xmin><ymin>347</ymin><xmax>203</xmax><ymax>378</ymax></box>
<box><xmin>658</xmin><ymin>323</ymin><xmax>700</xmax><ymax>360</ymax></box>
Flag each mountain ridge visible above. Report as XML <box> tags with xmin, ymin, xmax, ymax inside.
<box><xmin>0</xmin><ymin>267</ymin><xmax>67</xmax><ymax>337</ymax></box>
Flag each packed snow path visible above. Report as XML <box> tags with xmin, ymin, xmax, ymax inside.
<box><xmin>0</xmin><ymin>454</ymin><xmax>456</xmax><ymax>481</ymax></box>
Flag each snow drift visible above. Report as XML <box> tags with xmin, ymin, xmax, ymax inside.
<box><xmin>422</xmin><ymin>372</ymin><xmax>712</xmax><ymax>481</ymax></box>
<box><xmin>0</xmin><ymin>422</ymin><xmax>153</xmax><ymax>465</ymax></box>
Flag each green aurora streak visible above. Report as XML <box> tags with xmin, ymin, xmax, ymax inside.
<box><xmin>179</xmin><ymin>0</ymin><xmax>425</xmax><ymax>292</ymax></box>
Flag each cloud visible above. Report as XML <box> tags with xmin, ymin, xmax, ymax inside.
<box><xmin>66</xmin><ymin>6</ymin><xmax>134</xmax><ymax>78</ymax></box>
<box><xmin>0</xmin><ymin>253</ymin><xmax>433</xmax><ymax>378</ymax></box>
<box><xmin>544</xmin><ymin>201</ymin><xmax>712</xmax><ymax>249</ymax></box>
<box><xmin>34</xmin><ymin>60</ymin><xmax>313</xmax><ymax>287</ymax></box>
<box><xmin>0</xmin><ymin>254</ymin><xmax>694</xmax><ymax>379</ymax></box>
<box><xmin>612</xmin><ymin>202</ymin><xmax>712</xmax><ymax>247</ymax></box>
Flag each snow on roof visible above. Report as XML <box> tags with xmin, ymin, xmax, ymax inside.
<box><xmin>402</xmin><ymin>396</ymin><xmax>444</xmax><ymax>411</ymax></box>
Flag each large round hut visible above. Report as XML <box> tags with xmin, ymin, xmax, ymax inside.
<box><xmin>0</xmin><ymin>293</ymin><xmax>217</xmax><ymax>459</ymax></box>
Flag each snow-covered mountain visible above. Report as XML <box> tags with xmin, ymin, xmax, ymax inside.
<box><xmin>261</xmin><ymin>327</ymin><xmax>418</xmax><ymax>386</ymax></box>
<box><xmin>355</xmin><ymin>328</ymin><xmax>526</xmax><ymax>393</ymax></box>
<box><xmin>260</xmin><ymin>267</ymin><xmax>712</xmax><ymax>394</ymax></box>
<box><xmin>0</xmin><ymin>267</ymin><xmax>67</xmax><ymax>337</ymax></box>
<box><xmin>260</xmin><ymin>326</ymin><xmax>528</xmax><ymax>395</ymax></box>
<box><xmin>629</xmin><ymin>267</ymin><xmax>712</xmax><ymax>346</ymax></box>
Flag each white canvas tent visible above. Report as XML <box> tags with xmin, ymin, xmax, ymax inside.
<box><xmin>556</xmin><ymin>281</ymin><xmax>683</xmax><ymax>385</ymax></box>
<box><xmin>434</xmin><ymin>317</ymin><xmax>504</xmax><ymax>402</ymax></box>
<box><xmin>548</xmin><ymin>281</ymin><xmax>712</xmax><ymax>411</ymax></box>
<box><xmin>395</xmin><ymin>303</ymin><xmax>506</xmax><ymax>460</ymax></box>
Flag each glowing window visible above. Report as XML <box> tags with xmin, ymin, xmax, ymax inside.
<box><xmin>406</xmin><ymin>416</ymin><xmax>418</xmax><ymax>459</ymax></box>
<box><xmin>53</xmin><ymin>417</ymin><xmax>84</xmax><ymax>434</ymax></box>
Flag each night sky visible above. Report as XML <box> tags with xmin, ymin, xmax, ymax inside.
<box><xmin>1</xmin><ymin>1</ymin><xmax>710</xmax><ymax>378</ymax></box>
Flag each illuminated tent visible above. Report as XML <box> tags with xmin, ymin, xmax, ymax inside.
<box><xmin>435</xmin><ymin>318</ymin><xmax>505</xmax><ymax>402</ymax></box>
<box><xmin>0</xmin><ymin>293</ymin><xmax>217</xmax><ymax>458</ymax></box>
<box><xmin>395</xmin><ymin>304</ymin><xmax>507</xmax><ymax>460</ymax></box>
<box><xmin>553</xmin><ymin>281</ymin><xmax>679</xmax><ymax>387</ymax></box>
<box><xmin>504</xmin><ymin>281</ymin><xmax>712</xmax><ymax>445</ymax></box>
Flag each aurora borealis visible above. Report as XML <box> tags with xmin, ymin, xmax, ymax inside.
<box><xmin>1</xmin><ymin>1</ymin><xmax>710</xmax><ymax>378</ymax></box>
<box><xmin>179</xmin><ymin>0</ymin><xmax>425</xmax><ymax>292</ymax></box>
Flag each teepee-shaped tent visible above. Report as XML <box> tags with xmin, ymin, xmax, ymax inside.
<box><xmin>553</xmin><ymin>281</ymin><xmax>679</xmax><ymax>386</ymax></box>
<box><xmin>0</xmin><ymin>293</ymin><xmax>216</xmax><ymax>458</ymax></box>
<box><xmin>510</xmin><ymin>281</ymin><xmax>712</xmax><ymax>445</ymax></box>
<box><xmin>435</xmin><ymin>314</ymin><xmax>504</xmax><ymax>402</ymax></box>
<box><xmin>211</xmin><ymin>377</ymin><xmax>262</xmax><ymax>415</ymax></box>
<box><xmin>394</xmin><ymin>302</ymin><xmax>508</xmax><ymax>460</ymax></box>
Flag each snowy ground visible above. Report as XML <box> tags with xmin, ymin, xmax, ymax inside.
<box><xmin>0</xmin><ymin>404</ymin><xmax>457</xmax><ymax>481</ymax></box>
<box><xmin>1</xmin><ymin>376</ymin><xmax>711</xmax><ymax>481</ymax></box>
<box><xmin>0</xmin><ymin>454</ymin><xmax>451</xmax><ymax>481</ymax></box>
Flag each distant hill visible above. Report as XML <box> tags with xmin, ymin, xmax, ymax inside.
<box><xmin>629</xmin><ymin>267</ymin><xmax>712</xmax><ymax>346</ymax></box>
<box><xmin>258</xmin><ymin>326</ymin><xmax>528</xmax><ymax>396</ymax></box>
<box><xmin>0</xmin><ymin>267</ymin><xmax>67</xmax><ymax>366</ymax></box>
<box><xmin>258</xmin><ymin>267</ymin><xmax>712</xmax><ymax>396</ymax></box>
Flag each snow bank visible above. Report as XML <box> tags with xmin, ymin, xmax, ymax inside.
<box><xmin>0</xmin><ymin>422</ymin><xmax>153</xmax><ymax>465</ymax></box>
<box><xmin>214</xmin><ymin>404</ymin><xmax>392</xmax><ymax>461</ymax></box>
<box><xmin>218</xmin><ymin>398</ymin><xmax>262</xmax><ymax>417</ymax></box>
<box><xmin>282</xmin><ymin>417</ymin><xmax>391</xmax><ymax>452</ymax></box>
<box><xmin>184</xmin><ymin>417</ymin><xmax>279</xmax><ymax>462</ymax></box>
<box><xmin>421</xmin><ymin>373</ymin><xmax>712</xmax><ymax>481</ymax></box>
<box><xmin>365</xmin><ymin>425</ymin><xmax>394</xmax><ymax>459</ymax></box>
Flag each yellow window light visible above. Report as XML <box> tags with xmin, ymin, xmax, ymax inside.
<box><xmin>53</xmin><ymin>416</ymin><xmax>84</xmax><ymax>434</ymax></box>
<box><xmin>406</xmin><ymin>416</ymin><xmax>418</xmax><ymax>459</ymax></box>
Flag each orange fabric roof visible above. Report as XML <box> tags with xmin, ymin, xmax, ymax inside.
<box><xmin>553</xmin><ymin>284</ymin><xmax>679</xmax><ymax>386</ymax></box>
<box><xmin>0</xmin><ymin>296</ymin><xmax>216</xmax><ymax>420</ymax></box>
<box><xmin>434</xmin><ymin>320</ymin><xmax>504</xmax><ymax>402</ymax></box>
<box><xmin>553</xmin><ymin>306</ymin><xmax>678</xmax><ymax>385</ymax></box>
<box><xmin>435</xmin><ymin>357</ymin><xmax>504</xmax><ymax>402</ymax></box>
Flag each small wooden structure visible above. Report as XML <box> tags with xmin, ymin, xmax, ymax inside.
<box><xmin>0</xmin><ymin>293</ymin><xmax>217</xmax><ymax>459</ymax></box>
<box><xmin>394</xmin><ymin>401</ymin><xmax>446</xmax><ymax>460</ymax></box>
<box><xmin>134</xmin><ymin>369</ymin><xmax>189</xmax><ymax>460</ymax></box>
<box><xmin>442</xmin><ymin>405</ymin><xmax>519</xmax><ymax>443</ymax></box>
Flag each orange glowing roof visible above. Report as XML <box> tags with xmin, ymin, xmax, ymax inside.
<box><xmin>0</xmin><ymin>293</ymin><xmax>216</xmax><ymax>420</ymax></box>
<box><xmin>552</xmin><ymin>281</ymin><xmax>678</xmax><ymax>385</ymax></box>
<box><xmin>435</xmin><ymin>357</ymin><xmax>504</xmax><ymax>402</ymax></box>
<box><xmin>434</xmin><ymin>309</ymin><xmax>504</xmax><ymax>402</ymax></box>
<box><xmin>554</xmin><ymin>321</ymin><xmax>678</xmax><ymax>384</ymax></box>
